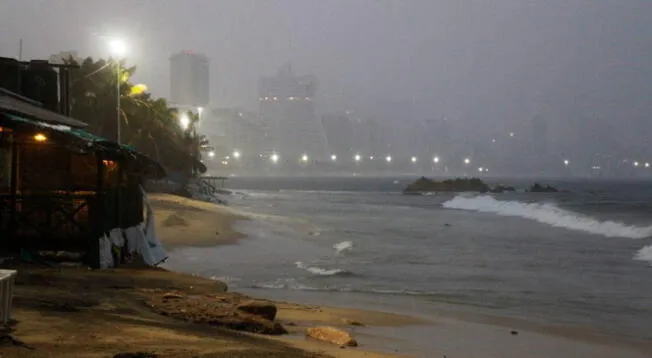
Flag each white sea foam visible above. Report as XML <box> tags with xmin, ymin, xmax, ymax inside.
<box><xmin>295</xmin><ymin>261</ymin><xmax>351</xmax><ymax>276</ymax></box>
<box><xmin>634</xmin><ymin>245</ymin><xmax>652</xmax><ymax>265</ymax></box>
<box><xmin>333</xmin><ymin>241</ymin><xmax>353</xmax><ymax>253</ymax></box>
<box><xmin>442</xmin><ymin>195</ymin><xmax>652</xmax><ymax>239</ymax></box>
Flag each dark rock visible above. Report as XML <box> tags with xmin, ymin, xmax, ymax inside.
<box><xmin>403</xmin><ymin>177</ymin><xmax>490</xmax><ymax>194</ymax></box>
<box><xmin>236</xmin><ymin>300</ymin><xmax>278</xmax><ymax>321</ymax></box>
<box><xmin>510</xmin><ymin>330</ymin><xmax>519</xmax><ymax>335</ymax></box>
<box><xmin>528</xmin><ymin>183</ymin><xmax>559</xmax><ymax>193</ymax></box>
<box><xmin>341</xmin><ymin>318</ymin><xmax>365</xmax><ymax>326</ymax></box>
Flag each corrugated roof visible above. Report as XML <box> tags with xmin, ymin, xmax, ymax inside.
<box><xmin>0</xmin><ymin>90</ymin><xmax>87</xmax><ymax>128</ymax></box>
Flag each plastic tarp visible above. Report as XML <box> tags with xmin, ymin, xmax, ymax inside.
<box><xmin>97</xmin><ymin>188</ymin><xmax>168</xmax><ymax>268</ymax></box>
<box><xmin>99</xmin><ymin>234</ymin><xmax>114</xmax><ymax>269</ymax></box>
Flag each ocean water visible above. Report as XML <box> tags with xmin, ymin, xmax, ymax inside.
<box><xmin>163</xmin><ymin>177</ymin><xmax>652</xmax><ymax>345</ymax></box>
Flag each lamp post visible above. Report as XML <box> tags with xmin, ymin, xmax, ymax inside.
<box><xmin>108</xmin><ymin>39</ymin><xmax>127</xmax><ymax>144</ymax></box>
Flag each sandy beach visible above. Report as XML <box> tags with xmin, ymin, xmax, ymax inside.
<box><xmin>0</xmin><ymin>194</ymin><xmax>418</xmax><ymax>358</ymax></box>
<box><xmin>3</xmin><ymin>193</ymin><xmax>651</xmax><ymax>358</ymax></box>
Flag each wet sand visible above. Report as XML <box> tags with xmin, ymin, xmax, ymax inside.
<box><xmin>151</xmin><ymin>193</ymin><xmax>248</xmax><ymax>248</ymax></box>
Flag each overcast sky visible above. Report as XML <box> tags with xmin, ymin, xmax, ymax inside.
<box><xmin>1</xmin><ymin>0</ymin><xmax>651</xmax><ymax>141</ymax></box>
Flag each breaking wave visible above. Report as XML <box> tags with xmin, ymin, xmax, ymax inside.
<box><xmin>442</xmin><ymin>195</ymin><xmax>652</xmax><ymax>239</ymax></box>
<box><xmin>295</xmin><ymin>261</ymin><xmax>352</xmax><ymax>276</ymax></box>
<box><xmin>634</xmin><ymin>245</ymin><xmax>652</xmax><ymax>265</ymax></box>
<box><xmin>333</xmin><ymin>241</ymin><xmax>353</xmax><ymax>253</ymax></box>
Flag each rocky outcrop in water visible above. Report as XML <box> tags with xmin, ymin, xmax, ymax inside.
<box><xmin>403</xmin><ymin>177</ymin><xmax>490</xmax><ymax>194</ymax></box>
<box><xmin>528</xmin><ymin>183</ymin><xmax>559</xmax><ymax>193</ymax></box>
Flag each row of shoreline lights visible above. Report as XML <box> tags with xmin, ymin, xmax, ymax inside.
<box><xmin>218</xmin><ymin>151</ymin><xmax>471</xmax><ymax>166</ymax></box>
<box><xmin>213</xmin><ymin>151</ymin><xmax>652</xmax><ymax>171</ymax></box>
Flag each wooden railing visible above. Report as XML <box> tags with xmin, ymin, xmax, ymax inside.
<box><xmin>0</xmin><ymin>192</ymin><xmax>98</xmax><ymax>251</ymax></box>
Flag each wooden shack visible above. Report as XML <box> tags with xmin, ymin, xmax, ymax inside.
<box><xmin>0</xmin><ymin>91</ymin><xmax>165</xmax><ymax>268</ymax></box>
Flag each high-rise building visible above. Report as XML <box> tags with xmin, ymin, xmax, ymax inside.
<box><xmin>258</xmin><ymin>64</ymin><xmax>326</xmax><ymax>161</ymax></box>
<box><xmin>169</xmin><ymin>51</ymin><xmax>210</xmax><ymax>108</ymax></box>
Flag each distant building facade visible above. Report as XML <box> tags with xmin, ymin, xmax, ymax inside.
<box><xmin>321</xmin><ymin>112</ymin><xmax>355</xmax><ymax>159</ymax></box>
<box><xmin>258</xmin><ymin>64</ymin><xmax>326</xmax><ymax>161</ymax></box>
<box><xmin>198</xmin><ymin>108</ymin><xmax>266</xmax><ymax>164</ymax></box>
<box><xmin>169</xmin><ymin>51</ymin><xmax>210</xmax><ymax>108</ymax></box>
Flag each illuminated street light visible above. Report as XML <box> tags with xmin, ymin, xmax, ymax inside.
<box><xmin>331</xmin><ymin>154</ymin><xmax>337</xmax><ymax>161</ymax></box>
<box><xmin>270</xmin><ymin>153</ymin><xmax>279</xmax><ymax>163</ymax></box>
<box><xmin>208</xmin><ymin>151</ymin><xmax>215</xmax><ymax>158</ymax></box>
<box><xmin>634</xmin><ymin>161</ymin><xmax>640</xmax><ymax>167</ymax></box>
<box><xmin>108</xmin><ymin>38</ymin><xmax>127</xmax><ymax>58</ymax></box>
<box><xmin>478</xmin><ymin>167</ymin><xmax>484</xmax><ymax>172</ymax></box>
<box><xmin>354</xmin><ymin>154</ymin><xmax>362</xmax><ymax>162</ymax></box>
<box><xmin>433</xmin><ymin>156</ymin><xmax>440</xmax><ymax>163</ymax></box>
<box><xmin>464</xmin><ymin>158</ymin><xmax>471</xmax><ymax>165</ymax></box>
<box><xmin>369</xmin><ymin>155</ymin><xmax>374</xmax><ymax>160</ymax></box>
<box><xmin>179</xmin><ymin>113</ymin><xmax>190</xmax><ymax>130</ymax></box>
<box><xmin>232</xmin><ymin>150</ymin><xmax>241</xmax><ymax>159</ymax></box>
<box><xmin>301</xmin><ymin>154</ymin><xmax>309</xmax><ymax>163</ymax></box>
<box><xmin>386</xmin><ymin>155</ymin><xmax>392</xmax><ymax>163</ymax></box>
<box><xmin>645</xmin><ymin>162</ymin><xmax>650</xmax><ymax>168</ymax></box>
<box><xmin>509</xmin><ymin>132</ymin><xmax>515</xmax><ymax>137</ymax></box>
<box><xmin>411</xmin><ymin>156</ymin><xmax>418</xmax><ymax>163</ymax></box>
<box><xmin>563</xmin><ymin>159</ymin><xmax>570</xmax><ymax>166</ymax></box>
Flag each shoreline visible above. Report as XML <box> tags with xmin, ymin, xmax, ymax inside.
<box><xmin>150</xmin><ymin>193</ymin><xmax>652</xmax><ymax>358</ymax></box>
<box><xmin>4</xmin><ymin>193</ymin><xmax>649</xmax><ymax>357</ymax></box>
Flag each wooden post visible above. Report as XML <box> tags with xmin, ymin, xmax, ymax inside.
<box><xmin>9</xmin><ymin>137</ymin><xmax>17</xmax><ymax>234</ymax></box>
<box><xmin>88</xmin><ymin>152</ymin><xmax>104</xmax><ymax>269</ymax></box>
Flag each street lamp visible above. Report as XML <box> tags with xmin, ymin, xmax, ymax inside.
<box><xmin>411</xmin><ymin>156</ymin><xmax>418</xmax><ymax>163</ymax></box>
<box><xmin>179</xmin><ymin>113</ymin><xmax>190</xmax><ymax>131</ymax></box>
<box><xmin>108</xmin><ymin>38</ymin><xmax>127</xmax><ymax>144</ymax></box>
<box><xmin>433</xmin><ymin>156</ymin><xmax>440</xmax><ymax>163</ymax></box>
<box><xmin>354</xmin><ymin>154</ymin><xmax>362</xmax><ymax>162</ymax></box>
<box><xmin>301</xmin><ymin>154</ymin><xmax>309</xmax><ymax>163</ymax></box>
<box><xmin>563</xmin><ymin>159</ymin><xmax>570</xmax><ymax>166</ymax></box>
<box><xmin>270</xmin><ymin>153</ymin><xmax>279</xmax><ymax>163</ymax></box>
<box><xmin>464</xmin><ymin>158</ymin><xmax>471</xmax><ymax>165</ymax></box>
<box><xmin>208</xmin><ymin>151</ymin><xmax>215</xmax><ymax>158</ymax></box>
<box><xmin>233</xmin><ymin>150</ymin><xmax>241</xmax><ymax>159</ymax></box>
<box><xmin>331</xmin><ymin>154</ymin><xmax>337</xmax><ymax>161</ymax></box>
<box><xmin>386</xmin><ymin>155</ymin><xmax>392</xmax><ymax>163</ymax></box>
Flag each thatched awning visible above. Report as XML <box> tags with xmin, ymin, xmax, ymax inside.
<box><xmin>0</xmin><ymin>112</ymin><xmax>166</xmax><ymax>179</ymax></box>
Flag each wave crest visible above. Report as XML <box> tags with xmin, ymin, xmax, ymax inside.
<box><xmin>333</xmin><ymin>241</ymin><xmax>353</xmax><ymax>253</ymax></box>
<box><xmin>635</xmin><ymin>245</ymin><xmax>652</xmax><ymax>265</ymax></box>
<box><xmin>295</xmin><ymin>261</ymin><xmax>352</xmax><ymax>276</ymax></box>
<box><xmin>442</xmin><ymin>195</ymin><xmax>652</xmax><ymax>239</ymax></box>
